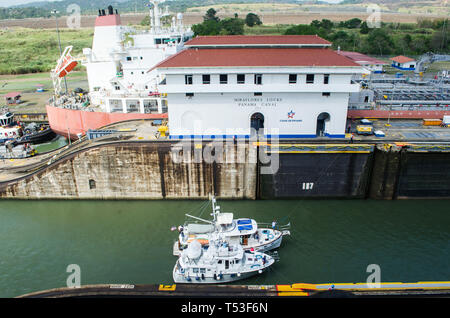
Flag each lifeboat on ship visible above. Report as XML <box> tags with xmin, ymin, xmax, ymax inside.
<box><xmin>54</xmin><ymin>46</ymin><xmax>78</xmax><ymax>78</ymax></box>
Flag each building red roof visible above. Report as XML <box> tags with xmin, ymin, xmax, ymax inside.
<box><xmin>337</xmin><ymin>51</ymin><xmax>387</xmax><ymax>65</ymax></box>
<box><xmin>185</xmin><ymin>35</ymin><xmax>331</xmax><ymax>47</ymax></box>
<box><xmin>4</xmin><ymin>92</ymin><xmax>21</xmax><ymax>98</ymax></box>
<box><xmin>390</xmin><ymin>55</ymin><xmax>415</xmax><ymax>64</ymax></box>
<box><xmin>152</xmin><ymin>48</ymin><xmax>360</xmax><ymax>70</ymax></box>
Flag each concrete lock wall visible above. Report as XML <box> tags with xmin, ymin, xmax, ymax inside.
<box><xmin>1</xmin><ymin>142</ymin><xmax>450</xmax><ymax>200</ymax></box>
<box><xmin>0</xmin><ymin>142</ymin><xmax>258</xmax><ymax>200</ymax></box>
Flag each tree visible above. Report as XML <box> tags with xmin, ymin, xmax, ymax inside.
<box><xmin>344</xmin><ymin>18</ymin><xmax>362</xmax><ymax>29</ymax></box>
<box><xmin>204</xmin><ymin>8</ymin><xmax>219</xmax><ymax>22</ymax></box>
<box><xmin>284</xmin><ymin>24</ymin><xmax>319</xmax><ymax>35</ymax></box>
<box><xmin>366</xmin><ymin>28</ymin><xmax>394</xmax><ymax>55</ymax></box>
<box><xmin>360</xmin><ymin>21</ymin><xmax>369</xmax><ymax>34</ymax></box>
<box><xmin>220</xmin><ymin>17</ymin><xmax>245</xmax><ymax>35</ymax></box>
<box><xmin>192</xmin><ymin>19</ymin><xmax>222</xmax><ymax>36</ymax></box>
<box><xmin>245</xmin><ymin>13</ymin><xmax>262</xmax><ymax>27</ymax></box>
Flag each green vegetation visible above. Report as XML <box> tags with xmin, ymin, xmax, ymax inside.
<box><xmin>0</xmin><ymin>28</ymin><xmax>93</xmax><ymax>75</ymax></box>
<box><xmin>284</xmin><ymin>18</ymin><xmax>449</xmax><ymax>56</ymax></box>
<box><xmin>192</xmin><ymin>9</ymin><xmax>246</xmax><ymax>36</ymax></box>
<box><xmin>0</xmin><ymin>7</ymin><xmax>52</xmax><ymax>20</ymax></box>
<box><xmin>245</xmin><ymin>13</ymin><xmax>262</xmax><ymax>27</ymax></box>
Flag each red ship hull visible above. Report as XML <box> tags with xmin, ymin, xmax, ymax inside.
<box><xmin>348</xmin><ymin>109</ymin><xmax>450</xmax><ymax>119</ymax></box>
<box><xmin>46</xmin><ymin>104</ymin><xmax>168</xmax><ymax>140</ymax></box>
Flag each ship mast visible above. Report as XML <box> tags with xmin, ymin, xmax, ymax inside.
<box><xmin>149</xmin><ymin>0</ymin><xmax>169</xmax><ymax>34</ymax></box>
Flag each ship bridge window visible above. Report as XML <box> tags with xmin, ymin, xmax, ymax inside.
<box><xmin>202</xmin><ymin>74</ymin><xmax>211</xmax><ymax>84</ymax></box>
<box><xmin>324</xmin><ymin>74</ymin><xmax>330</xmax><ymax>84</ymax></box>
<box><xmin>237</xmin><ymin>74</ymin><xmax>245</xmax><ymax>84</ymax></box>
<box><xmin>322</xmin><ymin>92</ymin><xmax>331</xmax><ymax>97</ymax></box>
<box><xmin>126</xmin><ymin>57</ymin><xmax>132</xmax><ymax>61</ymax></box>
<box><xmin>306</xmin><ymin>74</ymin><xmax>315</xmax><ymax>84</ymax></box>
<box><xmin>185</xmin><ymin>75</ymin><xmax>193</xmax><ymax>85</ymax></box>
<box><xmin>155</xmin><ymin>38</ymin><xmax>162</xmax><ymax>45</ymax></box>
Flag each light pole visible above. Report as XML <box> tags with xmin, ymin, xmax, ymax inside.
<box><xmin>52</xmin><ymin>9</ymin><xmax>68</xmax><ymax>95</ymax></box>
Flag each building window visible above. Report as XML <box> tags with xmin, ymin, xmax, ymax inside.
<box><xmin>254</xmin><ymin>74</ymin><xmax>262</xmax><ymax>85</ymax></box>
<box><xmin>220</xmin><ymin>74</ymin><xmax>228</xmax><ymax>84</ymax></box>
<box><xmin>202</xmin><ymin>74</ymin><xmax>211</xmax><ymax>84</ymax></box>
<box><xmin>254</xmin><ymin>92</ymin><xmax>262</xmax><ymax>96</ymax></box>
<box><xmin>115</xmin><ymin>86</ymin><xmax>120</xmax><ymax>91</ymax></box>
<box><xmin>141</xmin><ymin>71</ymin><xmax>144</xmax><ymax>75</ymax></box>
<box><xmin>322</xmin><ymin>92</ymin><xmax>331</xmax><ymax>97</ymax></box>
<box><xmin>237</xmin><ymin>74</ymin><xmax>245</xmax><ymax>84</ymax></box>
<box><xmin>126</xmin><ymin>57</ymin><xmax>132</xmax><ymax>61</ymax></box>
<box><xmin>324</xmin><ymin>74</ymin><xmax>330</xmax><ymax>84</ymax></box>
<box><xmin>306</xmin><ymin>74</ymin><xmax>315</xmax><ymax>84</ymax></box>
<box><xmin>185</xmin><ymin>75</ymin><xmax>193</xmax><ymax>85</ymax></box>
<box><xmin>289</xmin><ymin>74</ymin><xmax>297</xmax><ymax>84</ymax></box>
<box><xmin>89</xmin><ymin>179</ymin><xmax>96</xmax><ymax>190</ymax></box>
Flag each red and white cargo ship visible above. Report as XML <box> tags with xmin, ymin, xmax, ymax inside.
<box><xmin>47</xmin><ymin>1</ymin><xmax>192</xmax><ymax>139</ymax></box>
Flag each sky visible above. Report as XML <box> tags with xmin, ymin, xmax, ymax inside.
<box><xmin>0</xmin><ymin>0</ymin><xmax>344</xmax><ymax>8</ymax></box>
<box><xmin>0</xmin><ymin>0</ymin><xmax>58</xmax><ymax>8</ymax></box>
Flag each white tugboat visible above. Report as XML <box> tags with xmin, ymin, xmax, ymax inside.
<box><xmin>173</xmin><ymin>196</ymin><xmax>290</xmax><ymax>256</ymax></box>
<box><xmin>173</xmin><ymin>239</ymin><xmax>275</xmax><ymax>284</ymax></box>
<box><xmin>0</xmin><ymin>109</ymin><xmax>21</xmax><ymax>143</ymax></box>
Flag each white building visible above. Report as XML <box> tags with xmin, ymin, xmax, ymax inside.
<box><xmin>390</xmin><ymin>56</ymin><xmax>417</xmax><ymax>71</ymax></box>
<box><xmin>153</xmin><ymin>35</ymin><xmax>363</xmax><ymax>139</ymax></box>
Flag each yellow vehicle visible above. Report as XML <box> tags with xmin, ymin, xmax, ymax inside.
<box><xmin>356</xmin><ymin>125</ymin><xmax>374</xmax><ymax>135</ymax></box>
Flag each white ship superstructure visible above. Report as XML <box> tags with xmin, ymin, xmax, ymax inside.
<box><xmin>82</xmin><ymin>1</ymin><xmax>193</xmax><ymax>115</ymax></box>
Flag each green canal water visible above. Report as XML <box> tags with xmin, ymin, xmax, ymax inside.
<box><xmin>34</xmin><ymin>136</ymin><xmax>68</xmax><ymax>154</ymax></box>
<box><xmin>0</xmin><ymin>199</ymin><xmax>449</xmax><ymax>297</ymax></box>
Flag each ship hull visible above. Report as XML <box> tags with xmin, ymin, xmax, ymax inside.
<box><xmin>348</xmin><ymin>109</ymin><xmax>450</xmax><ymax>119</ymax></box>
<box><xmin>46</xmin><ymin>105</ymin><xmax>168</xmax><ymax>140</ymax></box>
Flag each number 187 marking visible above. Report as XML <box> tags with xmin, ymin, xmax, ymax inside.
<box><xmin>302</xmin><ymin>182</ymin><xmax>314</xmax><ymax>190</ymax></box>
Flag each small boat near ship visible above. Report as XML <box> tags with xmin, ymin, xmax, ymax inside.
<box><xmin>172</xmin><ymin>196</ymin><xmax>290</xmax><ymax>256</ymax></box>
<box><xmin>173</xmin><ymin>239</ymin><xmax>275</xmax><ymax>284</ymax></box>
<box><xmin>15</xmin><ymin>123</ymin><xmax>56</xmax><ymax>145</ymax></box>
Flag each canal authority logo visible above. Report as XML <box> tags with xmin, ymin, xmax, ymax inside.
<box><xmin>280</xmin><ymin>110</ymin><xmax>302</xmax><ymax>123</ymax></box>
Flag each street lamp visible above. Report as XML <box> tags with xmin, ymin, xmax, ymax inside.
<box><xmin>51</xmin><ymin>10</ymin><xmax>68</xmax><ymax>95</ymax></box>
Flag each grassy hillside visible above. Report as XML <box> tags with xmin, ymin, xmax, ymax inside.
<box><xmin>0</xmin><ymin>28</ymin><xmax>93</xmax><ymax>75</ymax></box>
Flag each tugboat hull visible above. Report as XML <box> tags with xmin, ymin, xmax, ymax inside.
<box><xmin>173</xmin><ymin>265</ymin><xmax>269</xmax><ymax>284</ymax></box>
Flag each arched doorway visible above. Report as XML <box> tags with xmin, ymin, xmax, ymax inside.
<box><xmin>250</xmin><ymin>112</ymin><xmax>264</xmax><ymax>134</ymax></box>
<box><xmin>316</xmin><ymin>112</ymin><xmax>330</xmax><ymax>137</ymax></box>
